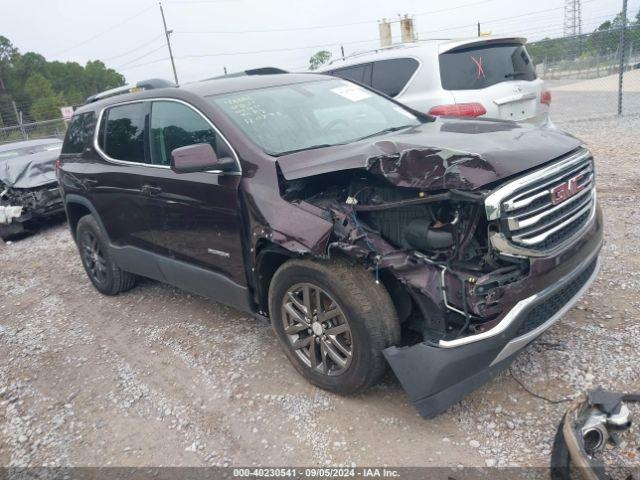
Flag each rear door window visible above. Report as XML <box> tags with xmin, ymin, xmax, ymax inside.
<box><xmin>331</xmin><ymin>63</ymin><xmax>372</xmax><ymax>86</ymax></box>
<box><xmin>102</xmin><ymin>102</ymin><xmax>148</xmax><ymax>163</ymax></box>
<box><xmin>62</xmin><ymin>112</ymin><xmax>94</xmax><ymax>154</ymax></box>
<box><xmin>370</xmin><ymin>58</ymin><xmax>419</xmax><ymax>97</ymax></box>
<box><xmin>439</xmin><ymin>43</ymin><xmax>536</xmax><ymax>90</ymax></box>
<box><xmin>149</xmin><ymin>100</ymin><xmax>232</xmax><ymax>167</ymax></box>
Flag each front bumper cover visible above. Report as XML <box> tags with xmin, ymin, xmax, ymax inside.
<box><xmin>384</xmin><ymin>206</ymin><xmax>603</xmax><ymax>419</ymax></box>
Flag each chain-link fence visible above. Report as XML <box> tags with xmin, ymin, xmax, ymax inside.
<box><xmin>0</xmin><ymin>118</ymin><xmax>67</xmax><ymax>144</ymax></box>
<box><xmin>530</xmin><ymin>23</ymin><xmax>640</xmax><ymax>123</ymax></box>
<box><xmin>0</xmin><ymin>99</ymin><xmax>67</xmax><ymax>144</ymax></box>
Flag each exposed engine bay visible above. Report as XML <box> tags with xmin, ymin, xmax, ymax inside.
<box><xmin>280</xmin><ymin>169</ymin><xmax>530</xmax><ymax>346</ymax></box>
<box><xmin>0</xmin><ymin>139</ymin><xmax>64</xmax><ymax>238</ymax></box>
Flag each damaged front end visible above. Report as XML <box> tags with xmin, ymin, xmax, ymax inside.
<box><xmin>0</xmin><ymin>144</ymin><xmax>64</xmax><ymax>238</ymax></box>
<box><xmin>275</xmin><ymin>140</ymin><xmax>602</xmax><ymax>418</ymax></box>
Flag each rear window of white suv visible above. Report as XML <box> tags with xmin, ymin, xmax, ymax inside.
<box><xmin>439</xmin><ymin>43</ymin><xmax>536</xmax><ymax>90</ymax></box>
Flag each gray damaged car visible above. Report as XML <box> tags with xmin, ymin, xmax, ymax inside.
<box><xmin>0</xmin><ymin>138</ymin><xmax>65</xmax><ymax>238</ymax></box>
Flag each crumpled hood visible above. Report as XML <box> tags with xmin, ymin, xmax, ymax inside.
<box><xmin>276</xmin><ymin>118</ymin><xmax>583</xmax><ymax>191</ymax></box>
<box><xmin>0</xmin><ymin>149</ymin><xmax>61</xmax><ymax>189</ymax></box>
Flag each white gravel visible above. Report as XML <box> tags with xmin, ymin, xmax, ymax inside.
<box><xmin>0</xmin><ymin>116</ymin><xmax>638</xmax><ymax>471</ymax></box>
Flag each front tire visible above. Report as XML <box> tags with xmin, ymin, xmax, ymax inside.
<box><xmin>268</xmin><ymin>258</ymin><xmax>400</xmax><ymax>394</ymax></box>
<box><xmin>75</xmin><ymin>215</ymin><xmax>137</xmax><ymax>295</ymax></box>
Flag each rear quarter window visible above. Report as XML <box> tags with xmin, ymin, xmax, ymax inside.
<box><xmin>330</xmin><ymin>63</ymin><xmax>372</xmax><ymax>85</ymax></box>
<box><xmin>62</xmin><ymin>112</ymin><xmax>94</xmax><ymax>154</ymax></box>
<box><xmin>439</xmin><ymin>43</ymin><xmax>536</xmax><ymax>90</ymax></box>
<box><xmin>370</xmin><ymin>58</ymin><xmax>419</xmax><ymax>97</ymax></box>
<box><xmin>101</xmin><ymin>102</ymin><xmax>148</xmax><ymax>163</ymax></box>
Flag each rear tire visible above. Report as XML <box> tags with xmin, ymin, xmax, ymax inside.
<box><xmin>268</xmin><ymin>258</ymin><xmax>400</xmax><ymax>394</ymax></box>
<box><xmin>75</xmin><ymin>215</ymin><xmax>137</xmax><ymax>295</ymax></box>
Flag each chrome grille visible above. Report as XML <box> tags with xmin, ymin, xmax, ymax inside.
<box><xmin>486</xmin><ymin>148</ymin><xmax>596</xmax><ymax>254</ymax></box>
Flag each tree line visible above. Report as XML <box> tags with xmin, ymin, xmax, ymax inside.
<box><xmin>0</xmin><ymin>36</ymin><xmax>125</xmax><ymax>126</ymax></box>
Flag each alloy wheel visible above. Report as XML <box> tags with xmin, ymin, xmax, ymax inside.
<box><xmin>80</xmin><ymin>230</ymin><xmax>108</xmax><ymax>285</ymax></box>
<box><xmin>281</xmin><ymin>282</ymin><xmax>353</xmax><ymax>376</ymax></box>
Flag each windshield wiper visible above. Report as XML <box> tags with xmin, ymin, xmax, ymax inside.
<box><xmin>356</xmin><ymin>124</ymin><xmax>414</xmax><ymax>141</ymax></box>
<box><xmin>504</xmin><ymin>72</ymin><xmax>526</xmax><ymax>78</ymax></box>
<box><xmin>275</xmin><ymin>144</ymin><xmax>335</xmax><ymax>156</ymax></box>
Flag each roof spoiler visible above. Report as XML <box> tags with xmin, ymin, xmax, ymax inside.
<box><xmin>439</xmin><ymin>37</ymin><xmax>527</xmax><ymax>54</ymax></box>
<box><xmin>85</xmin><ymin>78</ymin><xmax>177</xmax><ymax>104</ymax></box>
<box><xmin>203</xmin><ymin>67</ymin><xmax>289</xmax><ymax>81</ymax></box>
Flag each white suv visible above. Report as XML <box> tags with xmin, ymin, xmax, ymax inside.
<box><xmin>319</xmin><ymin>37</ymin><xmax>551</xmax><ymax>126</ymax></box>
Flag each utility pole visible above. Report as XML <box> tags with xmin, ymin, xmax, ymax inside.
<box><xmin>618</xmin><ymin>0</ymin><xmax>628</xmax><ymax>116</ymax></box>
<box><xmin>477</xmin><ymin>22</ymin><xmax>481</xmax><ymax>37</ymax></box>
<box><xmin>341</xmin><ymin>45</ymin><xmax>345</xmax><ymax>59</ymax></box>
<box><xmin>159</xmin><ymin>2</ymin><xmax>179</xmax><ymax>85</ymax></box>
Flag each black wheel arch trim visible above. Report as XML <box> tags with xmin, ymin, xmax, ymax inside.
<box><xmin>64</xmin><ymin>194</ymin><xmax>111</xmax><ymax>243</ymax></box>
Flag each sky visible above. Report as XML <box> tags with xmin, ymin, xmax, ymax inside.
<box><xmin>2</xmin><ymin>0</ymin><xmax>637</xmax><ymax>85</ymax></box>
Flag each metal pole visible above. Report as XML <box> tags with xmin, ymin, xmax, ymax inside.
<box><xmin>477</xmin><ymin>22</ymin><xmax>481</xmax><ymax>37</ymax></box>
<box><xmin>341</xmin><ymin>45</ymin><xmax>345</xmax><ymax>59</ymax></box>
<box><xmin>159</xmin><ymin>2</ymin><xmax>179</xmax><ymax>85</ymax></box>
<box><xmin>223</xmin><ymin>66</ymin><xmax>227</xmax><ymax>75</ymax></box>
<box><xmin>11</xmin><ymin>101</ymin><xmax>27</xmax><ymax>140</ymax></box>
<box><xmin>617</xmin><ymin>0</ymin><xmax>628</xmax><ymax>116</ymax></box>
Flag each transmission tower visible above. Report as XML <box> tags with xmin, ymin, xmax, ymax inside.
<box><xmin>563</xmin><ymin>0</ymin><xmax>582</xmax><ymax>37</ymax></box>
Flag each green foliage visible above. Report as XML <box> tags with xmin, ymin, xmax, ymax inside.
<box><xmin>30</xmin><ymin>93</ymin><xmax>66</xmax><ymax>121</ymax></box>
<box><xmin>0</xmin><ymin>36</ymin><xmax>125</xmax><ymax>123</ymax></box>
<box><xmin>309</xmin><ymin>50</ymin><xmax>332</xmax><ymax>71</ymax></box>
<box><xmin>527</xmin><ymin>10</ymin><xmax>640</xmax><ymax>65</ymax></box>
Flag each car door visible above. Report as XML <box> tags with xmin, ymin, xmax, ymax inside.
<box><xmin>139</xmin><ymin>99</ymin><xmax>246</xmax><ymax>286</ymax></box>
<box><xmin>88</xmin><ymin>101</ymin><xmax>156</xmax><ymax>251</ymax></box>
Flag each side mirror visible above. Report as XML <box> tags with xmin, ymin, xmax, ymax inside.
<box><xmin>170</xmin><ymin>143</ymin><xmax>219</xmax><ymax>173</ymax></box>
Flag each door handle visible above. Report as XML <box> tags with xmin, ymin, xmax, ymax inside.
<box><xmin>141</xmin><ymin>184</ymin><xmax>163</xmax><ymax>196</ymax></box>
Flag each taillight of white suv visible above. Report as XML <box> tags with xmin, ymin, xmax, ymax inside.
<box><xmin>428</xmin><ymin>102</ymin><xmax>487</xmax><ymax>117</ymax></box>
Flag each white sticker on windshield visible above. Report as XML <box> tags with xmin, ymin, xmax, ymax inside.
<box><xmin>393</xmin><ymin>107</ymin><xmax>417</xmax><ymax>120</ymax></box>
<box><xmin>330</xmin><ymin>84</ymin><xmax>372</xmax><ymax>102</ymax></box>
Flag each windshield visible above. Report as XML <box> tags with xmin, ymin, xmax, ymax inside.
<box><xmin>210</xmin><ymin>79</ymin><xmax>419</xmax><ymax>156</ymax></box>
<box><xmin>439</xmin><ymin>43</ymin><xmax>536</xmax><ymax>90</ymax></box>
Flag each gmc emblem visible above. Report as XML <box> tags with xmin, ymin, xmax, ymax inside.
<box><xmin>550</xmin><ymin>173</ymin><xmax>585</xmax><ymax>205</ymax></box>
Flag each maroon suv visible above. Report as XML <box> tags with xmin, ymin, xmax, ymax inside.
<box><xmin>57</xmin><ymin>74</ymin><xmax>602</xmax><ymax>418</ymax></box>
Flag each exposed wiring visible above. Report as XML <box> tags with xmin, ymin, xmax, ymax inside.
<box><xmin>348</xmin><ymin>188</ymin><xmax>380</xmax><ymax>284</ymax></box>
<box><xmin>509</xmin><ymin>367</ymin><xmax>576</xmax><ymax>405</ymax></box>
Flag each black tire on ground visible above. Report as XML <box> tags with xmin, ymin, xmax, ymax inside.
<box><xmin>268</xmin><ymin>258</ymin><xmax>400</xmax><ymax>394</ymax></box>
<box><xmin>75</xmin><ymin>214</ymin><xmax>137</xmax><ymax>295</ymax></box>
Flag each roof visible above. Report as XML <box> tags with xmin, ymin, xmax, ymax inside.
<box><xmin>74</xmin><ymin>73</ymin><xmax>335</xmax><ymax>114</ymax></box>
<box><xmin>321</xmin><ymin>36</ymin><xmax>527</xmax><ymax>71</ymax></box>
<box><xmin>182</xmin><ymin>73</ymin><xmax>333</xmax><ymax>97</ymax></box>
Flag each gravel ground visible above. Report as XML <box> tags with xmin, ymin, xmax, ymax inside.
<box><xmin>547</xmin><ymin>75</ymin><xmax>640</xmax><ymax>122</ymax></box>
<box><xmin>1</xmin><ymin>116</ymin><xmax>639</xmax><ymax>473</ymax></box>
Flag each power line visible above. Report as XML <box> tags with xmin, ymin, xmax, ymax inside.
<box><xmin>491</xmin><ymin>12</ymin><xmax>625</xmax><ymax>37</ymax></box>
<box><xmin>174</xmin><ymin>0</ymin><xmax>498</xmax><ymax>35</ymax></box>
<box><xmin>174</xmin><ymin>37</ymin><xmax>380</xmax><ymax>60</ymax></box>
<box><xmin>52</xmin><ymin>3</ymin><xmax>156</xmax><ymax>56</ymax></box>
<box><xmin>117</xmin><ymin>56</ymin><xmax>171</xmax><ymax>71</ymax></box>
<box><xmin>162</xmin><ymin>4</ymin><xmax>620</xmax><ymax>63</ymax></box>
<box><xmin>115</xmin><ymin>44</ymin><xmax>168</xmax><ymax>69</ymax></box>
<box><xmin>102</xmin><ymin>34</ymin><xmax>165</xmax><ymax>61</ymax></box>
